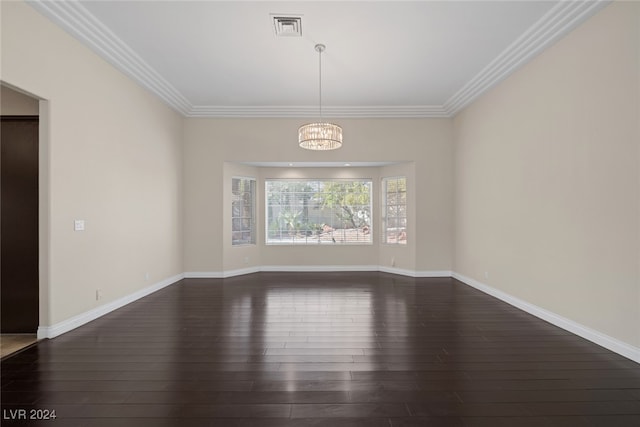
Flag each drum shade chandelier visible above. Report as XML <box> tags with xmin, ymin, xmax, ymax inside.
<box><xmin>298</xmin><ymin>44</ymin><xmax>343</xmax><ymax>150</ymax></box>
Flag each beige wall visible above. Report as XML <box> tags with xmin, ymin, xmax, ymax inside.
<box><xmin>454</xmin><ymin>2</ymin><xmax>640</xmax><ymax>347</ymax></box>
<box><xmin>1</xmin><ymin>1</ymin><xmax>184</xmax><ymax>325</ymax></box>
<box><xmin>1</xmin><ymin>85</ymin><xmax>39</xmax><ymax>115</ymax></box>
<box><xmin>183</xmin><ymin>118</ymin><xmax>454</xmax><ymax>274</ymax></box>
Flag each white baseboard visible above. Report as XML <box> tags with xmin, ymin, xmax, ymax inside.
<box><xmin>186</xmin><ymin>265</ymin><xmax>452</xmax><ymax>278</ymax></box>
<box><xmin>452</xmin><ymin>272</ymin><xmax>640</xmax><ymax>364</ymax></box>
<box><xmin>183</xmin><ymin>271</ymin><xmax>224</xmax><ymax>279</ymax></box>
<box><xmin>414</xmin><ymin>270</ymin><xmax>453</xmax><ymax>278</ymax></box>
<box><xmin>184</xmin><ymin>267</ymin><xmax>261</xmax><ymax>279</ymax></box>
<box><xmin>37</xmin><ymin>273</ymin><xmax>184</xmax><ymax>340</ymax></box>
<box><xmin>36</xmin><ymin>268</ymin><xmax>639</xmax><ymax>365</ymax></box>
<box><xmin>379</xmin><ymin>266</ymin><xmax>452</xmax><ymax>278</ymax></box>
<box><xmin>185</xmin><ymin>265</ymin><xmax>378</xmax><ymax>278</ymax></box>
<box><xmin>260</xmin><ymin>264</ymin><xmax>379</xmax><ymax>273</ymax></box>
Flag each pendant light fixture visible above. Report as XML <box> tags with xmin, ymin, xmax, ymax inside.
<box><xmin>298</xmin><ymin>44</ymin><xmax>343</xmax><ymax>150</ymax></box>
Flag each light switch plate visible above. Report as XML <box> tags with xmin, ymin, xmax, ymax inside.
<box><xmin>74</xmin><ymin>220</ymin><xmax>85</xmax><ymax>231</ymax></box>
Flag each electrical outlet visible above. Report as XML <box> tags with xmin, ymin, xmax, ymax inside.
<box><xmin>144</xmin><ymin>272</ymin><xmax>150</xmax><ymax>281</ymax></box>
<box><xmin>96</xmin><ymin>289</ymin><xmax>103</xmax><ymax>300</ymax></box>
<box><xmin>391</xmin><ymin>257</ymin><xmax>396</xmax><ymax>267</ymax></box>
<box><xmin>484</xmin><ymin>271</ymin><xmax>489</xmax><ymax>279</ymax></box>
<box><xmin>243</xmin><ymin>257</ymin><xmax>249</xmax><ymax>265</ymax></box>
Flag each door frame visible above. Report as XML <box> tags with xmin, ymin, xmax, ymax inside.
<box><xmin>1</xmin><ymin>82</ymin><xmax>50</xmax><ymax>338</ymax></box>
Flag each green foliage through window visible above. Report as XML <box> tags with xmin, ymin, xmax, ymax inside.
<box><xmin>266</xmin><ymin>179</ymin><xmax>372</xmax><ymax>245</ymax></box>
<box><xmin>232</xmin><ymin>177</ymin><xmax>256</xmax><ymax>245</ymax></box>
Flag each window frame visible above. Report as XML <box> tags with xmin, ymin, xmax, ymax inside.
<box><xmin>381</xmin><ymin>176</ymin><xmax>407</xmax><ymax>245</ymax></box>
<box><xmin>231</xmin><ymin>176</ymin><xmax>257</xmax><ymax>246</ymax></box>
<box><xmin>265</xmin><ymin>178</ymin><xmax>373</xmax><ymax>246</ymax></box>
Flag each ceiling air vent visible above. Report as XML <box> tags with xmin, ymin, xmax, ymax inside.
<box><xmin>272</xmin><ymin>15</ymin><xmax>302</xmax><ymax>37</ymax></box>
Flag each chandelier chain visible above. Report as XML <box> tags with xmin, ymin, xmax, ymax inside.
<box><xmin>317</xmin><ymin>44</ymin><xmax>323</xmax><ymax>120</ymax></box>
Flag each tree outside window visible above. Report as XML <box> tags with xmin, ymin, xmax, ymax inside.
<box><xmin>266</xmin><ymin>179</ymin><xmax>372</xmax><ymax>245</ymax></box>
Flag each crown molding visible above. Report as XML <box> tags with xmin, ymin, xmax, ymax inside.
<box><xmin>443</xmin><ymin>0</ymin><xmax>611</xmax><ymax>116</ymax></box>
<box><xmin>187</xmin><ymin>105</ymin><xmax>449</xmax><ymax>118</ymax></box>
<box><xmin>27</xmin><ymin>0</ymin><xmax>192</xmax><ymax>115</ymax></box>
<box><xmin>28</xmin><ymin>0</ymin><xmax>611</xmax><ymax>119</ymax></box>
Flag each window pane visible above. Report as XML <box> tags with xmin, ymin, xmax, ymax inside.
<box><xmin>382</xmin><ymin>176</ymin><xmax>407</xmax><ymax>245</ymax></box>
<box><xmin>232</xmin><ymin>177</ymin><xmax>256</xmax><ymax>245</ymax></box>
<box><xmin>266</xmin><ymin>179</ymin><xmax>372</xmax><ymax>245</ymax></box>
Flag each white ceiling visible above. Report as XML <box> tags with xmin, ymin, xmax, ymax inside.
<box><xmin>29</xmin><ymin>0</ymin><xmax>609</xmax><ymax>118</ymax></box>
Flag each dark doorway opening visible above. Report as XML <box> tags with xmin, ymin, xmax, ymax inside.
<box><xmin>1</xmin><ymin>116</ymin><xmax>39</xmax><ymax>333</ymax></box>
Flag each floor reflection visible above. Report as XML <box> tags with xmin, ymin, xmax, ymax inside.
<box><xmin>3</xmin><ymin>272</ymin><xmax>639</xmax><ymax>424</ymax></box>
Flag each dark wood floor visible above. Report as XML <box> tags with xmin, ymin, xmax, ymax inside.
<box><xmin>2</xmin><ymin>272</ymin><xmax>639</xmax><ymax>426</ymax></box>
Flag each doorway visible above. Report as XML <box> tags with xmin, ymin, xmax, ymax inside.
<box><xmin>1</xmin><ymin>85</ymin><xmax>40</xmax><ymax>357</ymax></box>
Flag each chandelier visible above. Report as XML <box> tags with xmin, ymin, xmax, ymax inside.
<box><xmin>299</xmin><ymin>44</ymin><xmax>343</xmax><ymax>150</ymax></box>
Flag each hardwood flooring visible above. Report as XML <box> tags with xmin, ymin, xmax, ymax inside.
<box><xmin>1</xmin><ymin>272</ymin><xmax>639</xmax><ymax>426</ymax></box>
